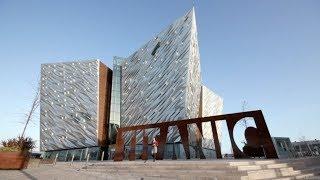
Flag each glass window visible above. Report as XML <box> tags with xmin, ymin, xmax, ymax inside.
<box><xmin>66</xmin><ymin>150</ymin><xmax>74</xmax><ymax>161</ymax></box>
<box><xmin>88</xmin><ymin>147</ymin><xmax>100</xmax><ymax>160</ymax></box>
<box><xmin>57</xmin><ymin>150</ymin><xmax>67</xmax><ymax>161</ymax></box>
<box><xmin>73</xmin><ymin>149</ymin><xmax>82</xmax><ymax>161</ymax></box>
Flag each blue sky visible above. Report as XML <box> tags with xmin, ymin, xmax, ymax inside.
<box><xmin>0</xmin><ymin>0</ymin><xmax>319</xmax><ymax>153</ymax></box>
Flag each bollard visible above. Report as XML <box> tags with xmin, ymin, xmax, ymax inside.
<box><xmin>54</xmin><ymin>153</ymin><xmax>59</xmax><ymax>166</ymax></box>
<box><xmin>70</xmin><ymin>154</ymin><xmax>75</xmax><ymax>166</ymax></box>
<box><xmin>86</xmin><ymin>153</ymin><xmax>90</xmax><ymax>162</ymax></box>
<box><xmin>101</xmin><ymin>151</ymin><xmax>105</xmax><ymax>161</ymax></box>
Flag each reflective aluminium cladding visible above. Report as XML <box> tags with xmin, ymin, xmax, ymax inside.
<box><xmin>40</xmin><ymin>60</ymin><xmax>111</xmax><ymax>151</ymax></box>
<box><xmin>121</xmin><ymin>8</ymin><xmax>202</xmax><ymax>144</ymax></box>
<box><xmin>200</xmin><ymin>85</ymin><xmax>223</xmax><ymax>149</ymax></box>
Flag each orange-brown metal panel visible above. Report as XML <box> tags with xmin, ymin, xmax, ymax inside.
<box><xmin>97</xmin><ymin>62</ymin><xmax>112</xmax><ymax>147</ymax></box>
<box><xmin>129</xmin><ymin>131</ymin><xmax>136</xmax><ymax>161</ymax></box>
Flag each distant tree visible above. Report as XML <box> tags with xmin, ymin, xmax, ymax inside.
<box><xmin>241</xmin><ymin>100</ymin><xmax>248</xmax><ymax>128</ymax></box>
<box><xmin>21</xmin><ymin>81</ymin><xmax>40</xmax><ymax>138</ymax></box>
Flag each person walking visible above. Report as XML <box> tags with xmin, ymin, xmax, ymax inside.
<box><xmin>152</xmin><ymin>137</ymin><xmax>158</xmax><ymax>162</ymax></box>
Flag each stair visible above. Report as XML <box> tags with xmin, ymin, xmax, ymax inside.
<box><xmin>231</xmin><ymin>157</ymin><xmax>320</xmax><ymax>180</ymax></box>
<box><xmin>55</xmin><ymin>157</ymin><xmax>320</xmax><ymax>180</ymax></box>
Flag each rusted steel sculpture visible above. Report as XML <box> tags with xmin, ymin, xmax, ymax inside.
<box><xmin>114</xmin><ymin>110</ymin><xmax>278</xmax><ymax>161</ymax></box>
<box><xmin>128</xmin><ymin>131</ymin><xmax>136</xmax><ymax>161</ymax></box>
<box><xmin>141</xmin><ymin>130</ymin><xmax>148</xmax><ymax>160</ymax></box>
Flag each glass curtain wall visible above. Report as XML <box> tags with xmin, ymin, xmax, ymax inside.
<box><xmin>42</xmin><ymin>147</ymin><xmax>101</xmax><ymax>162</ymax></box>
<box><xmin>108</xmin><ymin>56</ymin><xmax>125</xmax><ymax>144</ymax></box>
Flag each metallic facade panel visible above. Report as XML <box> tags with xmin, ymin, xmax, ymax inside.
<box><xmin>186</xmin><ymin>8</ymin><xmax>201</xmax><ymax>120</ymax></box>
<box><xmin>201</xmin><ymin>85</ymin><xmax>223</xmax><ymax>149</ymax></box>
<box><xmin>120</xmin><ymin>8</ymin><xmax>201</xmax><ymax>144</ymax></box>
<box><xmin>40</xmin><ymin>60</ymin><xmax>101</xmax><ymax>151</ymax></box>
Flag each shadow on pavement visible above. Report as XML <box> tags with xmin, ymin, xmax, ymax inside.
<box><xmin>19</xmin><ymin>170</ymin><xmax>37</xmax><ymax>180</ymax></box>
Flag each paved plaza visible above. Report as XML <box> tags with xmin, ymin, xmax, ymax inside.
<box><xmin>0</xmin><ymin>158</ymin><xmax>319</xmax><ymax>180</ymax></box>
<box><xmin>0</xmin><ymin>165</ymin><xmax>110</xmax><ymax>180</ymax></box>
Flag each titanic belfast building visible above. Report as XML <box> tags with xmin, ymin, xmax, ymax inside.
<box><xmin>40</xmin><ymin>8</ymin><xmax>223</xmax><ymax>161</ymax></box>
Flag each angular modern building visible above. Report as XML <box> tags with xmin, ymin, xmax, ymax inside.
<box><xmin>120</xmin><ymin>8</ymin><xmax>201</xmax><ymax>144</ymax></box>
<box><xmin>40</xmin><ymin>8</ymin><xmax>223</xmax><ymax>160</ymax></box>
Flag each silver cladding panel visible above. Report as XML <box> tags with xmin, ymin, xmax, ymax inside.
<box><xmin>121</xmin><ymin>8</ymin><xmax>201</xmax><ymax>144</ymax></box>
<box><xmin>201</xmin><ymin>85</ymin><xmax>223</xmax><ymax>149</ymax></box>
<box><xmin>40</xmin><ymin>60</ymin><xmax>100</xmax><ymax>151</ymax></box>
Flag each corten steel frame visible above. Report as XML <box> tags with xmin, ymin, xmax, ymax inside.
<box><xmin>114</xmin><ymin>110</ymin><xmax>278</xmax><ymax>161</ymax></box>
